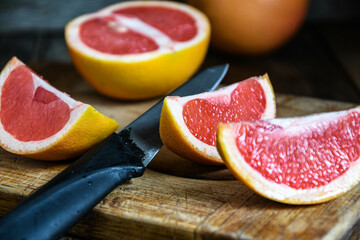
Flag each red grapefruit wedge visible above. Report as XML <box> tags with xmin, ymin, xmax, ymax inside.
<box><xmin>0</xmin><ymin>57</ymin><xmax>118</xmax><ymax>160</ymax></box>
<box><xmin>160</xmin><ymin>74</ymin><xmax>276</xmax><ymax>165</ymax></box>
<box><xmin>65</xmin><ymin>1</ymin><xmax>210</xmax><ymax>100</ymax></box>
<box><xmin>217</xmin><ymin>107</ymin><xmax>360</xmax><ymax>204</ymax></box>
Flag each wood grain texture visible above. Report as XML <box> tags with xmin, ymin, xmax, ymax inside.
<box><xmin>0</xmin><ymin>63</ymin><xmax>359</xmax><ymax>240</ymax></box>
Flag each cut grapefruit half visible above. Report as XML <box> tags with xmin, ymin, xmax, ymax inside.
<box><xmin>65</xmin><ymin>1</ymin><xmax>210</xmax><ymax>100</ymax></box>
<box><xmin>160</xmin><ymin>74</ymin><xmax>276</xmax><ymax>165</ymax></box>
<box><xmin>216</xmin><ymin>107</ymin><xmax>360</xmax><ymax>204</ymax></box>
<box><xmin>0</xmin><ymin>57</ymin><xmax>119</xmax><ymax>160</ymax></box>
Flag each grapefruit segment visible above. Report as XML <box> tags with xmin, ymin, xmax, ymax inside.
<box><xmin>2</xmin><ymin>65</ymin><xmax>71</xmax><ymax>142</ymax></box>
<box><xmin>79</xmin><ymin>17</ymin><xmax>159</xmax><ymax>55</ymax></box>
<box><xmin>216</xmin><ymin>107</ymin><xmax>360</xmax><ymax>204</ymax></box>
<box><xmin>0</xmin><ymin>57</ymin><xmax>119</xmax><ymax>160</ymax></box>
<box><xmin>65</xmin><ymin>1</ymin><xmax>210</xmax><ymax>100</ymax></box>
<box><xmin>160</xmin><ymin>74</ymin><xmax>276</xmax><ymax>165</ymax></box>
<box><xmin>113</xmin><ymin>6</ymin><xmax>197</xmax><ymax>42</ymax></box>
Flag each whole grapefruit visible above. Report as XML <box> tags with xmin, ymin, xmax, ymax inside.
<box><xmin>188</xmin><ymin>0</ymin><xmax>308</xmax><ymax>55</ymax></box>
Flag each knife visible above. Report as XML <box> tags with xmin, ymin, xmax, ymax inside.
<box><xmin>0</xmin><ymin>64</ymin><xmax>228</xmax><ymax>240</ymax></box>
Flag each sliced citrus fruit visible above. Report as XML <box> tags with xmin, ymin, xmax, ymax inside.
<box><xmin>65</xmin><ymin>1</ymin><xmax>210</xmax><ymax>100</ymax></box>
<box><xmin>0</xmin><ymin>57</ymin><xmax>119</xmax><ymax>160</ymax></box>
<box><xmin>160</xmin><ymin>74</ymin><xmax>276</xmax><ymax>165</ymax></box>
<box><xmin>216</xmin><ymin>107</ymin><xmax>360</xmax><ymax>204</ymax></box>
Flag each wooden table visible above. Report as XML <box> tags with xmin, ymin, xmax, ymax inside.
<box><xmin>0</xmin><ymin>20</ymin><xmax>360</xmax><ymax>240</ymax></box>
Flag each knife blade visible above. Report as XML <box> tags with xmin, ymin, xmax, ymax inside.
<box><xmin>0</xmin><ymin>64</ymin><xmax>228</xmax><ymax>240</ymax></box>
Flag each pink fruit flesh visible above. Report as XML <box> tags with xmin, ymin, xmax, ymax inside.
<box><xmin>236</xmin><ymin>111</ymin><xmax>360</xmax><ymax>189</ymax></box>
<box><xmin>183</xmin><ymin>79</ymin><xmax>266</xmax><ymax>146</ymax></box>
<box><xmin>1</xmin><ymin>66</ymin><xmax>70</xmax><ymax>141</ymax></box>
<box><xmin>80</xmin><ymin>17</ymin><xmax>158</xmax><ymax>55</ymax></box>
<box><xmin>114</xmin><ymin>6</ymin><xmax>197</xmax><ymax>42</ymax></box>
<box><xmin>80</xmin><ymin>6</ymin><xmax>197</xmax><ymax>55</ymax></box>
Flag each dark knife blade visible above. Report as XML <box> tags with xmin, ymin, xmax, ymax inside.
<box><xmin>0</xmin><ymin>64</ymin><xmax>228</xmax><ymax>240</ymax></box>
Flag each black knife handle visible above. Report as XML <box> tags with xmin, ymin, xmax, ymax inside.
<box><xmin>0</xmin><ymin>133</ymin><xmax>145</xmax><ymax>240</ymax></box>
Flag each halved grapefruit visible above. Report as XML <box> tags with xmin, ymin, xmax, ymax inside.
<box><xmin>216</xmin><ymin>107</ymin><xmax>360</xmax><ymax>204</ymax></box>
<box><xmin>160</xmin><ymin>74</ymin><xmax>276</xmax><ymax>165</ymax></box>
<box><xmin>0</xmin><ymin>57</ymin><xmax>118</xmax><ymax>160</ymax></box>
<box><xmin>65</xmin><ymin>1</ymin><xmax>210</xmax><ymax>100</ymax></box>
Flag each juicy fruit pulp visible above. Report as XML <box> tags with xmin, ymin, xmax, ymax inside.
<box><xmin>1</xmin><ymin>65</ymin><xmax>70</xmax><ymax>141</ymax></box>
<box><xmin>80</xmin><ymin>6</ymin><xmax>197</xmax><ymax>54</ymax></box>
<box><xmin>160</xmin><ymin>75</ymin><xmax>275</xmax><ymax>165</ymax></box>
<box><xmin>80</xmin><ymin>17</ymin><xmax>158</xmax><ymax>55</ymax></box>
<box><xmin>217</xmin><ymin>106</ymin><xmax>360</xmax><ymax>204</ymax></box>
<box><xmin>236</xmin><ymin>111</ymin><xmax>360</xmax><ymax>190</ymax></box>
<box><xmin>183</xmin><ymin>79</ymin><xmax>266</xmax><ymax>146</ymax></box>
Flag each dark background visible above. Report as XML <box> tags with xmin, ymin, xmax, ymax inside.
<box><xmin>0</xmin><ymin>0</ymin><xmax>359</xmax><ymax>102</ymax></box>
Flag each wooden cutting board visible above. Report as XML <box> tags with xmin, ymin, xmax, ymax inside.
<box><xmin>0</xmin><ymin>63</ymin><xmax>359</xmax><ymax>240</ymax></box>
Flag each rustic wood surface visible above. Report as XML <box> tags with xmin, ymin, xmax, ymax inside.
<box><xmin>0</xmin><ymin>63</ymin><xmax>359</xmax><ymax>240</ymax></box>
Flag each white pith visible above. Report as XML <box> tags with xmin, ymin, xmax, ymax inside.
<box><xmin>218</xmin><ymin>106</ymin><xmax>360</xmax><ymax>204</ymax></box>
<box><xmin>0</xmin><ymin>57</ymin><xmax>88</xmax><ymax>153</ymax></box>
<box><xmin>65</xmin><ymin>1</ymin><xmax>209</xmax><ymax>62</ymax></box>
<box><xmin>166</xmin><ymin>75</ymin><xmax>276</xmax><ymax>161</ymax></box>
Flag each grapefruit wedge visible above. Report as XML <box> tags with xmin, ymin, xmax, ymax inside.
<box><xmin>216</xmin><ymin>107</ymin><xmax>360</xmax><ymax>204</ymax></box>
<box><xmin>0</xmin><ymin>57</ymin><xmax>118</xmax><ymax>160</ymax></box>
<box><xmin>160</xmin><ymin>74</ymin><xmax>276</xmax><ymax>165</ymax></box>
<box><xmin>65</xmin><ymin>1</ymin><xmax>210</xmax><ymax>100</ymax></box>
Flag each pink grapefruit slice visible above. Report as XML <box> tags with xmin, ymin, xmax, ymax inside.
<box><xmin>0</xmin><ymin>57</ymin><xmax>118</xmax><ymax>160</ymax></box>
<box><xmin>160</xmin><ymin>74</ymin><xmax>276</xmax><ymax>165</ymax></box>
<box><xmin>65</xmin><ymin>1</ymin><xmax>210</xmax><ymax>100</ymax></box>
<box><xmin>217</xmin><ymin>107</ymin><xmax>360</xmax><ymax>204</ymax></box>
